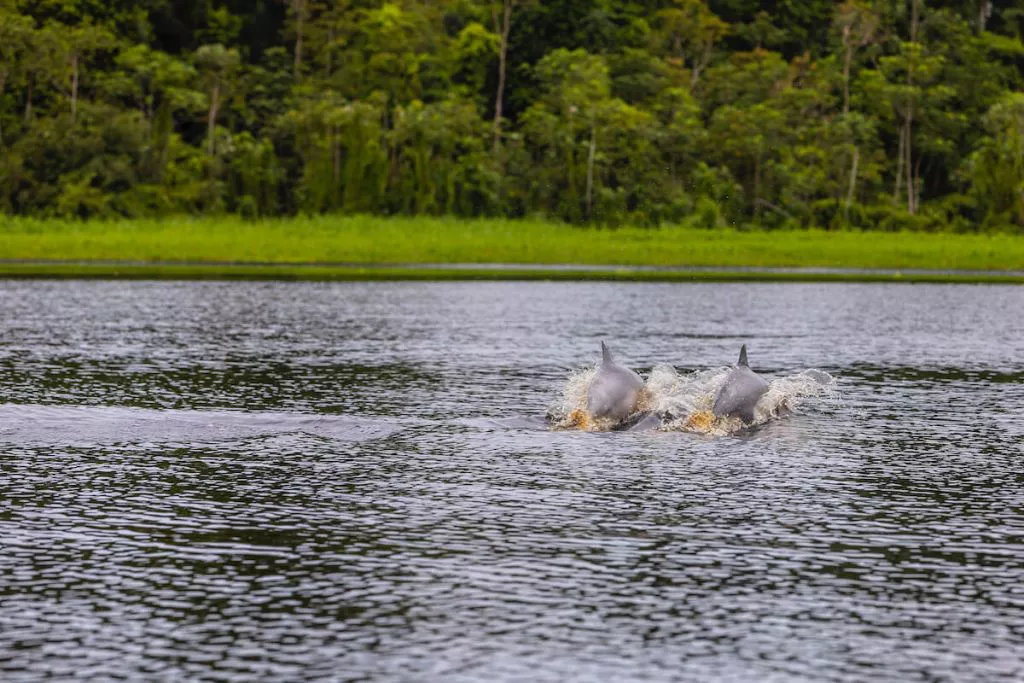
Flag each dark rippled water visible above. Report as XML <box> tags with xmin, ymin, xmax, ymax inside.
<box><xmin>1</xmin><ymin>281</ymin><xmax>1022</xmax><ymax>681</ymax></box>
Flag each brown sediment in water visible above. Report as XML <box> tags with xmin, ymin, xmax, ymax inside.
<box><xmin>683</xmin><ymin>409</ymin><xmax>718</xmax><ymax>433</ymax></box>
<box><xmin>554</xmin><ymin>387</ymin><xmax>653</xmax><ymax>432</ymax></box>
<box><xmin>562</xmin><ymin>408</ymin><xmax>593</xmax><ymax>431</ymax></box>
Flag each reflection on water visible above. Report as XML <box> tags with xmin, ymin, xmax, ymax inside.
<box><xmin>0</xmin><ymin>281</ymin><xmax>1022</xmax><ymax>681</ymax></box>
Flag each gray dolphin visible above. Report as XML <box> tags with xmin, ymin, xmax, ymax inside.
<box><xmin>712</xmin><ymin>344</ymin><xmax>769</xmax><ymax>424</ymax></box>
<box><xmin>587</xmin><ymin>342</ymin><xmax>645</xmax><ymax>422</ymax></box>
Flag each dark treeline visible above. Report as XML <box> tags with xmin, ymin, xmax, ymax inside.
<box><xmin>1</xmin><ymin>0</ymin><xmax>1023</xmax><ymax>230</ymax></box>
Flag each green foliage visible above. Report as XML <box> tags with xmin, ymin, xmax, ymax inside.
<box><xmin>964</xmin><ymin>92</ymin><xmax>1024</xmax><ymax>228</ymax></box>
<box><xmin>0</xmin><ymin>0</ymin><xmax>1022</xmax><ymax>230</ymax></box>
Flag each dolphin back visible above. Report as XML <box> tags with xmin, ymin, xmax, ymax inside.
<box><xmin>712</xmin><ymin>366</ymin><xmax>769</xmax><ymax>424</ymax></box>
<box><xmin>587</xmin><ymin>348</ymin><xmax>645</xmax><ymax>421</ymax></box>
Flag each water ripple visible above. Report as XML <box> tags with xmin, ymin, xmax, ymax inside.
<box><xmin>0</xmin><ymin>281</ymin><xmax>1022</xmax><ymax>681</ymax></box>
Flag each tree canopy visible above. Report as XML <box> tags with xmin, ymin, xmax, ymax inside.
<box><xmin>1</xmin><ymin>0</ymin><xmax>1023</xmax><ymax>230</ymax></box>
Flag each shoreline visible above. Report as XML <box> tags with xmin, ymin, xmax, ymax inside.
<box><xmin>0</xmin><ymin>260</ymin><xmax>1021</xmax><ymax>284</ymax></box>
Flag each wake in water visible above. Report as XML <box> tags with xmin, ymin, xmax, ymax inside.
<box><xmin>0</xmin><ymin>404</ymin><xmax>406</xmax><ymax>445</ymax></box>
<box><xmin>548</xmin><ymin>364</ymin><xmax>837</xmax><ymax>435</ymax></box>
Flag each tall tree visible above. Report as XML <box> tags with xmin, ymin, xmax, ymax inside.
<box><xmin>488</xmin><ymin>0</ymin><xmax>537</xmax><ymax>155</ymax></box>
<box><xmin>194</xmin><ymin>43</ymin><xmax>240</xmax><ymax>157</ymax></box>
<box><xmin>877</xmin><ymin>41</ymin><xmax>948</xmax><ymax>214</ymax></box>
<box><xmin>52</xmin><ymin>20</ymin><xmax>113</xmax><ymax>123</ymax></box>
<box><xmin>652</xmin><ymin>0</ymin><xmax>729</xmax><ymax>87</ymax></box>
<box><xmin>833</xmin><ymin>0</ymin><xmax>878</xmax><ymax>115</ymax></box>
<box><xmin>965</xmin><ymin>92</ymin><xmax>1024</xmax><ymax>226</ymax></box>
<box><xmin>285</xmin><ymin>0</ymin><xmax>311</xmax><ymax>79</ymax></box>
<box><xmin>0</xmin><ymin>8</ymin><xmax>34</xmax><ymax>142</ymax></box>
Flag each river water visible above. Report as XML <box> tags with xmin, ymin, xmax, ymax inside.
<box><xmin>0</xmin><ymin>281</ymin><xmax>1021</xmax><ymax>681</ymax></box>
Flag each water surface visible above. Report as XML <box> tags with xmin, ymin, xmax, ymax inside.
<box><xmin>0</xmin><ymin>281</ymin><xmax>1021</xmax><ymax>681</ymax></box>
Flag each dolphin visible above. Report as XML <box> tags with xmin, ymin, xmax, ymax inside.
<box><xmin>712</xmin><ymin>344</ymin><xmax>769</xmax><ymax>424</ymax></box>
<box><xmin>587</xmin><ymin>342</ymin><xmax>645</xmax><ymax>422</ymax></box>
<box><xmin>613</xmin><ymin>410</ymin><xmax>663</xmax><ymax>432</ymax></box>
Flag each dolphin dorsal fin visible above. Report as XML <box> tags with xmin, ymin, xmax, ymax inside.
<box><xmin>601</xmin><ymin>341</ymin><xmax>614</xmax><ymax>365</ymax></box>
<box><xmin>738</xmin><ymin>344</ymin><xmax>749</xmax><ymax>367</ymax></box>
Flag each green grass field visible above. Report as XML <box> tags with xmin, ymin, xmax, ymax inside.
<box><xmin>1</xmin><ymin>215</ymin><xmax>1022</xmax><ymax>281</ymax></box>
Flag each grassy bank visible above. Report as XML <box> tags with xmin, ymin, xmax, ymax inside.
<box><xmin>0</xmin><ymin>216</ymin><xmax>1022</xmax><ymax>278</ymax></box>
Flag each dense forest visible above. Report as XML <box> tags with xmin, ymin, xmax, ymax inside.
<box><xmin>0</xmin><ymin>0</ymin><xmax>1023</xmax><ymax>230</ymax></box>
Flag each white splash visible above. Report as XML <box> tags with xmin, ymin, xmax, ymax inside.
<box><xmin>546</xmin><ymin>366</ymin><xmax>612</xmax><ymax>431</ymax></box>
<box><xmin>548</xmin><ymin>363</ymin><xmax>837</xmax><ymax>435</ymax></box>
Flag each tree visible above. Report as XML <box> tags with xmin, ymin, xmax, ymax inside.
<box><xmin>523</xmin><ymin>49</ymin><xmax>614</xmax><ymax>220</ymax></box>
<box><xmin>391</xmin><ymin>97</ymin><xmax>490</xmax><ymax>214</ymax></box>
<box><xmin>652</xmin><ymin>86</ymin><xmax>706</xmax><ymax>193</ymax></box>
<box><xmin>20</xmin><ymin>23</ymin><xmax>64</xmax><ymax>125</ymax></box>
<box><xmin>965</xmin><ymin>93</ymin><xmax>1024</xmax><ymax>227</ymax></box>
<box><xmin>738</xmin><ymin>11</ymin><xmax>786</xmax><ymax>51</ymax></box>
<box><xmin>700</xmin><ymin>48</ymin><xmax>789</xmax><ymax>110</ymax></box>
<box><xmin>832</xmin><ymin>0</ymin><xmax>878</xmax><ymax>115</ymax></box>
<box><xmin>52</xmin><ymin>20</ymin><xmax>114</xmax><ymax>123</ymax></box>
<box><xmin>0</xmin><ymin>8</ymin><xmax>34</xmax><ymax>142</ymax></box>
<box><xmin>651</xmin><ymin>0</ymin><xmax>729</xmax><ymax>87</ymax></box>
<box><xmin>352</xmin><ymin>3</ymin><xmax>430</xmax><ymax>103</ymax></box>
<box><xmin>282</xmin><ymin>0</ymin><xmax>314</xmax><ymax>79</ymax></box>
<box><xmin>490</xmin><ymin>0</ymin><xmax>537</xmax><ymax>155</ymax></box>
<box><xmin>452</xmin><ymin>21</ymin><xmax>500</xmax><ymax>108</ymax></box>
<box><xmin>194</xmin><ymin>43</ymin><xmax>240</xmax><ymax>157</ymax></box>
<box><xmin>707</xmin><ymin>101</ymin><xmax>789</xmax><ymax>220</ymax></box>
<box><xmin>108</xmin><ymin>44</ymin><xmax>201</xmax><ymax>126</ymax></box>
<box><xmin>875</xmin><ymin>42</ymin><xmax>949</xmax><ymax>214</ymax></box>
<box><xmin>280</xmin><ymin>91</ymin><xmax>389</xmax><ymax>213</ymax></box>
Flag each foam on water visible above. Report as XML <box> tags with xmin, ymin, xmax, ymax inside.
<box><xmin>549</xmin><ymin>364</ymin><xmax>838</xmax><ymax>435</ymax></box>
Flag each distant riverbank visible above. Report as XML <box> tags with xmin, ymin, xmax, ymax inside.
<box><xmin>1</xmin><ymin>216</ymin><xmax>1022</xmax><ymax>282</ymax></box>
